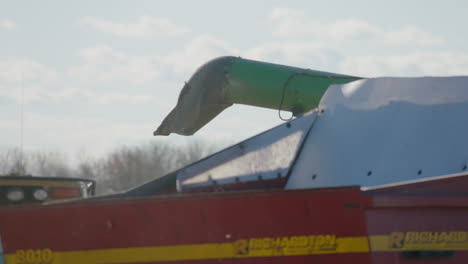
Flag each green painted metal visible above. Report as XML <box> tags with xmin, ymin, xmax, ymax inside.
<box><xmin>227</xmin><ymin>58</ymin><xmax>361</xmax><ymax>115</ymax></box>
<box><xmin>155</xmin><ymin>56</ymin><xmax>362</xmax><ymax>136</ymax></box>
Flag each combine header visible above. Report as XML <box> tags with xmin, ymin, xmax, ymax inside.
<box><xmin>1</xmin><ymin>57</ymin><xmax>468</xmax><ymax>264</ymax></box>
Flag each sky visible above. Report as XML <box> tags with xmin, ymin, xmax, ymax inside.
<box><xmin>0</xmin><ymin>0</ymin><xmax>467</xmax><ymax>161</ymax></box>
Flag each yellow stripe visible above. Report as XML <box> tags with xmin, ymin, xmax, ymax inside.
<box><xmin>55</xmin><ymin>243</ymin><xmax>233</xmax><ymax>264</ymax></box>
<box><xmin>6</xmin><ymin>232</ymin><xmax>468</xmax><ymax>263</ymax></box>
<box><xmin>4</xmin><ymin>236</ymin><xmax>369</xmax><ymax>264</ymax></box>
<box><xmin>336</xmin><ymin>236</ymin><xmax>370</xmax><ymax>253</ymax></box>
<box><xmin>370</xmin><ymin>232</ymin><xmax>468</xmax><ymax>251</ymax></box>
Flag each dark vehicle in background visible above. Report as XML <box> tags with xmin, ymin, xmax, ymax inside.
<box><xmin>0</xmin><ymin>175</ymin><xmax>95</xmax><ymax>206</ymax></box>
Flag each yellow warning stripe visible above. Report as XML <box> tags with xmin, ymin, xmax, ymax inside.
<box><xmin>4</xmin><ymin>236</ymin><xmax>369</xmax><ymax>264</ymax></box>
<box><xmin>370</xmin><ymin>232</ymin><xmax>468</xmax><ymax>252</ymax></box>
<box><xmin>6</xmin><ymin>232</ymin><xmax>468</xmax><ymax>264</ymax></box>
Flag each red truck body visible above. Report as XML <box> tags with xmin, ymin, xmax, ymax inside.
<box><xmin>1</xmin><ymin>173</ymin><xmax>467</xmax><ymax>264</ymax></box>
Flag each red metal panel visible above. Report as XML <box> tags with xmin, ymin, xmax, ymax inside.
<box><xmin>365</xmin><ymin>173</ymin><xmax>468</xmax><ymax>264</ymax></box>
<box><xmin>371</xmin><ymin>195</ymin><xmax>468</xmax><ymax>208</ymax></box>
<box><xmin>5</xmin><ymin>174</ymin><xmax>468</xmax><ymax>264</ymax></box>
<box><xmin>361</xmin><ymin>174</ymin><xmax>468</xmax><ymax>263</ymax></box>
<box><xmin>366</xmin><ymin>208</ymin><xmax>468</xmax><ymax>263</ymax></box>
<box><xmin>0</xmin><ymin>187</ymin><xmax>370</xmax><ymax>264</ymax></box>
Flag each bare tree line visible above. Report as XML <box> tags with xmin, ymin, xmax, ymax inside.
<box><xmin>0</xmin><ymin>141</ymin><xmax>215</xmax><ymax>194</ymax></box>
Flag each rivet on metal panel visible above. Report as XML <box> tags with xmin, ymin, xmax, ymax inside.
<box><xmin>463</xmin><ymin>165</ymin><xmax>467</xmax><ymax>171</ymax></box>
<box><xmin>238</xmin><ymin>143</ymin><xmax>245</xmax><ymax>151</ymax></box>
<box><xmin>106</xmin><ymin>220</ymin><xmax>113</xmax><ymax>229</ymax></box>
<box><xmin>312</xmin><ymin>174</ymin><xmax>317</xmax><ymax>180</ymax></box>
<box><xmin>367</xmin><ymin>171</ymin><xmax>372</xmax><ymax>176</ymax></box>
<box><xmin>225</xmin><ymin>234</ymin><xmax>232</xmax><ymax>239</ymax></box>
<box><xmin>417</xmin><ymin>169</ymin><xmax>423</xmax><ymax>175</ymax></box>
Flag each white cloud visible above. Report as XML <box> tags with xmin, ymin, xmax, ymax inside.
<box><xmin>270</xmin><ymin>8</ymin><xmax>377</xmax><ymax>41</ymax></box>
<box><xmin>162</xmin><ymin>35</ymin><xmax>343</xmax><ymax>79</ymax></box>
<box><xmin>0</xmin><ymin>84</ymin><xmax>47</xmax><ymax>103</ymax></box>
<box><xmin>0</xmin><ymin>19</ymin><xmax>16</xmax><ymax>30</ymax></box>
<box><xmin>162</xmin><ymin>35</ymin><xmax>239</xmax><ymax>74</ymax></box>
<box><xmin>244</xmin><ymin>42</ymin><xmax>341</xmax><ymax>70</ymax></box>
<box><xmin>0</xmin><ymin>84</ymin><xmax>154</xmax><ymax>105</ymax></box>
<box><xmin>196</xmin><ymin>105</ymin><xmax>282</xmax><ymax>142</ymax></box>
<box><xmin>60</xmin><ymin>88</ymin><xmax>155</xmax><ymax>105</ymax></box>
<box><xmin>340</xmin><ymin>52</ymin><xmax>468</xmax><ymax>77</ymax></box>
<box><xmin>269</xmin><ymin>8</ymin><xmax>444</xmax><ymax>45</ymax></box>
<box><xmin>69</xmin><ymin>44</ymin><xmax>160</xmax><ymax>83</ymax></box>
<box><xmin>61</xmin><ymin>88</ymin><xmax>155</xmax><ymax>105</ymax></box>
<box><xmin>0</xmin><ymin>57</ymin><xmax>58</xmax><ymax>83</ymax></box>
<box><xmin>0</xmin><ymin>111</ymin><xmax>153</xmax><ymax>157</ymax></box>
<box><xmin>383</xmin><ymin>25</ymin><xmax>444</xmax><ymax>45</ymax></box>
<box><xmin>79</xmin><ymin>15</ymin><xmax>189</xmax><ymax>38</ymax></box>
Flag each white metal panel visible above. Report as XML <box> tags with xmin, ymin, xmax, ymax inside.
<box><xmin>177</xmin><ymin>111</ymin><xmax>317</xmax><ymax>191</ymax></box>
<box><xmin>286</xmin><ymin>77</ymin><xmax>468</xmax><ymax>189</ymax></box>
